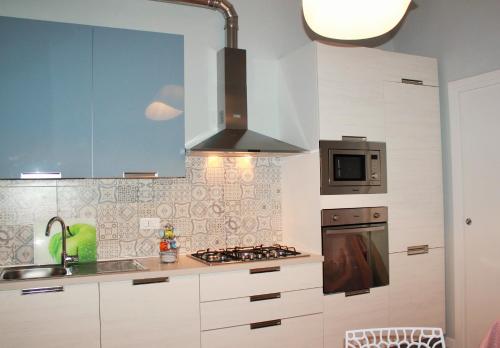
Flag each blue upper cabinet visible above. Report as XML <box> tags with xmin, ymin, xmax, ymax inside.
<box><xmin>0</xmin><ymin>16</ymin><xmax>93</xmax><ymax>178</ymax></box>
<box><xmin>92</xmin><ymin>27</ymin><xmax>186</xmax><ymax>178</ymax></box>
<box><xmin>0</xmin><ymin>17</ymin><xmax>185</xmax><ymax>179</ymax></box>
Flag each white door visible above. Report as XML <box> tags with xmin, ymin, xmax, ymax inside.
<box><xmin>450</xmin><ymin>70</ymin><xmax>500</xmax><ymax>348</ymax></box>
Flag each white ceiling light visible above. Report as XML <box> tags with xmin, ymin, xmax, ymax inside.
<box><xmin>303</xmin><ymin>0</ymin><xmax>411</xmax><ymax>40</ymax></box>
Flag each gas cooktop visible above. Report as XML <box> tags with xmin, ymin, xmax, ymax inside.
<box><xmin>189</xmin><ymin>244</ymin><xmax>308</xmax><ymax>265</ymax></box>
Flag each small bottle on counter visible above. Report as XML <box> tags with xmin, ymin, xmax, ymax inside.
<box><xmin>159</xmin><ymin>224</ymin><xmax>179</xmax><ymax>263</ymax></box>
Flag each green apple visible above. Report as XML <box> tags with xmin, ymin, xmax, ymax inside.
<box><xmin>48</xmin><ymin>224</ymin><xmax>97</xmax><ymax>263</ymax></box>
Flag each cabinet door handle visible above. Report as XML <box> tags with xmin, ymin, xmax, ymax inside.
<box><xmin>401</xmin><ymin>78</ymin><xmax>424</xmax><ymax>85</ymax></box>
<box><xmin>123</xmin><ymin>172</ymin><xmax>158</xmax><ymax>179</ymax></box>
<box><xmin>345</xmin><ymin>289</ymin><xmax>370</xmax><ymax>297</ymax></box>
<box><xmin>407</xmin><ymin>245</ymin><xmax>429</xmax><ymax>256</ymax></box>
<box><xmin>250</xmin><ymin>292</ymin><xmax>281</xmax><ymax>302</ymax></box>
<box><xmin>249</xmin><ymin>266</ymin><xmax>280</xmax><ymax>274</ymax></box>
<box><xmin>250</xmin><ymin>319</ymin><xmax>282</xmax><ymax>330</ymax></box>
<box><xmin>132</xmin><ymin>277</ymin><xmax>169</xmax><ymax>286</ymax></box>
<box><xmin>21</xmin><ymin>286</ymin><xmax>64</xmax><ymax>295</ymax></box>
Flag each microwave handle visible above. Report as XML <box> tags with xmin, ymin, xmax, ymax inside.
<box><xmin>324</xmin><ymin>226</ymin><xmax>386</xmax><ymax>235</ymax></box>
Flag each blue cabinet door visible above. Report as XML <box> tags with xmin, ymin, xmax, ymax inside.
<box><xmin>92</xmin><ymin>27</ymin><xmax>185</xmax><ymax>178</ymax></box>
<box><xmin>0</xmin><ymin>16</ymin><xmax>93</xmax><ymax>179</ymax></box>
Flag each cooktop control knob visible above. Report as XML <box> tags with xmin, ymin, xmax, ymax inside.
<box><xmin>373</xmin><ymin>212</ymin><xmax>381</xmax><ymax>219</ymax></box>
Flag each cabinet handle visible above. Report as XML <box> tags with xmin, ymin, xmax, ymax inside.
<box><xmin>20</xmin><ymin>172</ymin><xmax>61</xmax><ymax>179</ymax></box>
<box><xmin>401</xmin><ymin>78</ymin><xmax>423</xmax><ymax>85</ymax></box>
<box><xmin>250</xmin><ymin>319</ymin><xmax>282</xmax><ymax>330</ymax></box>
<box><xmin>345</xmin><ymin>289</ymin><xmax>370</xmax><ymax>297</ymax></box>
<box><xmin>407</xmin><ymin>245</ymin><xmax>429</xmax><ymax>256</ymax></box>
<box><xmin>123</xmin><ymin>172</ymin><xmax>158</xmax><ymax>179</ymax></box>
<box><xmin>250</xmin><ymin>292</ymin><xmax>281</xmax><ymax>302</ymax></box>
<box><xmin>132</xmin><ymin>277</ymin><xmax>169</xmax><ymax>286</ymax></box>
<box><xmin>21</xmin><ymin>286</ymin><xmax>64</xmax><ymax>295</ymax></box>
<box><xmin>249</xmin><ymin>266</ymin><xmax>280</xmax><ymax>274</ymax></box>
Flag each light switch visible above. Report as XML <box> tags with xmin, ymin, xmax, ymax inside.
<box><xmin>140</xmin><ymin>218</ymin><xmax>161</xmax><ymax>230</ymax></box>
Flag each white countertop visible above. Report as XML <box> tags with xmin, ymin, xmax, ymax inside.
<box><xmin>0</xmin><ymin>254</ymin><xmax>324</xmax><ymax>291</ymax></box>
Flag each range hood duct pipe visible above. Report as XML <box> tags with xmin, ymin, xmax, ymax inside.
<box><xmin>151</xmin><ymin>0</ymin><xmax>238</xmax><ymax>48</ymax></box>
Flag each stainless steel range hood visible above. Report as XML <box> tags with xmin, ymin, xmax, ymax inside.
<box><xmin>152</xmin><ymin>0</ymin><xmax>305</xmax><ymax>156</ymax></box>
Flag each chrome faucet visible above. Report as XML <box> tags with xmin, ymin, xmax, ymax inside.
<box><xmin>45</xmin><ymin>216</ymin><xmax>79</xmax><ymax>268</ymax></box>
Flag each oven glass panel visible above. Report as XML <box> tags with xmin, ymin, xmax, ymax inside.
<box><xmin>333</xmin><ymin>154</ymin><xmax>366</xmax><ymax>181</ymax></box>
<box><xmin>322</xmin><ymin>228</ymin><xmax>389</xmax><ymax>294</ymax></box>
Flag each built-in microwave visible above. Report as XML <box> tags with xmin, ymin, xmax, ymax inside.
<box><xmin>320</xmin><ymin>138</ymin><xmax>387</xmax><ymax>195</ymax></box>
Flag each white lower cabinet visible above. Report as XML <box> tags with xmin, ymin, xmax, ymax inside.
<box><xmin>389</xmin><ymin>248</ymin><xmax>445</xmax><ymax>330</ymax></box>
<box><xmin>200</xmin><ymin>262</ymin><xmax>324</xmax><ymax>348</ymax></box>
<box><xmin>323</xmin><ymin>286</ymin><xmax>390</xmax><ymax>348</ymax></box>
<box><xmin>0</xmin><ymin>282</ymin><xmax>100</xmax><ymax>348</ymax></box>
<box><xmin>202</xmin><ymin>313</ymin><xmax>323</xmax><ymax>348</ymax></box>
<box><xmin>99</xmin><ymin>274</ymin><xmax>200</xmax><ymax>348</ymax></box>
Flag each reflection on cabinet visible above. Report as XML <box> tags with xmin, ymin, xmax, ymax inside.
<box><xmin>0</xmin><ymin>16</ymin><xmax>93</xmax><ymax>179</ymax></box>
<box><xmin>0</xmin><ymin>16</ymin><xmax>186</xmax><ymax>179</ymax></box>
<box><xmin>0</xmin><ymin>283</ymin><xmax>100</xmax><ymax>348</ymax></box>
<box><xmin>92</xmin><ymin>27</ymin><xmax>185</xmax><ymax>178</ymax></box>
<box><xmin>323</xmin><ymin>287</ymin><xmax>389</xmax><ymax>348</ymax></box>
<box><xmin>200</xmin><ymin>262</ymin><xmax>324</xmax><ymax>348</ymax></box>
<box><xmin>389</xmin><ymin>248</ymin><xmax>445</xmax><ymax>330</ymax></box>
<box><xmin>100</xmin><ymin>275</ymin><xmax>200</xmax><ymax>348</ymax></box>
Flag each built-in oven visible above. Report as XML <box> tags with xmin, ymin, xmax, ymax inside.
<box><xmin>322</xmin><ymin>207</ymin><xmax>389</xmax><ymax>295</ymax></box>
<box><xmin>320</xmin><ymin>137</ymin><xmax>387</xmax><ymax>195</ymax></box>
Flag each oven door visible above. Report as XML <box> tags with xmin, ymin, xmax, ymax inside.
<box><xmin>322</xmin><ymin>224</ymin><xmax>389</xmax><ymax>295</ymax></box>
<box><xmin>328</xmin><ymin>149</ymin><xmax>370</xmax><ymax>187</ymax></box>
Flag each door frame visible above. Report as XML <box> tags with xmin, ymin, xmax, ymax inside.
<box><xmin>448</xmin><ymin>69</ymin><xmax>500</xmax><ymax>348</ymax></box>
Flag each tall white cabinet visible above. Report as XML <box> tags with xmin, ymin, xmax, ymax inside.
<box><xmin>280</xmin><ymin>43</ymin><xmax>445</xmax><ymax>348</ymax></box>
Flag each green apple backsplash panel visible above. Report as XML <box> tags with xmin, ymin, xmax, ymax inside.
<box><xmin>34</xmin><ymin>219</ymin><xmax>97</xmax><ymax>265</ymax></box>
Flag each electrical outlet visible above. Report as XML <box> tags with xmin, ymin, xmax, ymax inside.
<box><xmin>140</xmin><ymin>218</ymin><xmax>161</xmax><ymax>230</ymax></box>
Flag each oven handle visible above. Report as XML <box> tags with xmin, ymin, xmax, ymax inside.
<box><xmin>324</xmin><ymin>226</ymin><xmax>386</xmax><ymax>234</ymax></box>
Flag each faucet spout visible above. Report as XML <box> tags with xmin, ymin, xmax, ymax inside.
<box><xmin>45</xmin><ymin>217</ymin><xmax>78</xmax><ymax>268</ymax></box>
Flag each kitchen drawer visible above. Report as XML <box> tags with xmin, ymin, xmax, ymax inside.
<box><xmin>202</xmin><ymin>313</ymin><xmax>323</xmax><ymax>348</ymax></box>
<box><xmin>201</xmin><ymin>287</ymin><xmax>323</xmax><ymax>331</ymax></box>
<box><xmin>200</xmin><ymin>262</ymin><xmax>322</xmax><ymax>302</ymax></box>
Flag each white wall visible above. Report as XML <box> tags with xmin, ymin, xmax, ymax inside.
<box><xmin>388</xmin><ymin>0</ymin><xmax>500</xmax><ymax>341</ymax></box>
<box><xmin>0</xmin><ymin>0</ymin><xmax>311</xmax><ymax>147</ymax></box>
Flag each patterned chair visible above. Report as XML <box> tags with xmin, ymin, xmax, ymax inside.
<box><xmin>345</xmin><ymin>327</ymin><xmax>446</xmax><ymax>348</ymax></box>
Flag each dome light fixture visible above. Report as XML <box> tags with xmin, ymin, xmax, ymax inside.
<box><xmin>303</xmin><ymin>0</ymin><xmax>411</xmax><ymax>40</ymax></box>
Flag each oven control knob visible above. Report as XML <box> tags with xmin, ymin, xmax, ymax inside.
<box><xmin>373</xmin><ymin>212</ymin><xmax>381</xmax><ymax>219</ymax></box>
<box><xmin>332</xmin><ymin>215</ymin><xmax>339</xmax><ymax>222</ymax></box>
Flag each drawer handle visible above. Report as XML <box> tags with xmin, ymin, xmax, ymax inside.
<box><xmin>345</xmin><ymin>289</ymin><xmax>370</xmax><ymax>297</ymax></box>
<box><xmin>250</xmin><ymin>319</ymin><xmax>282</xmax><ymax>330</ymax></box>
<box><xmin>22</xmin><ymin>286</ymin><xmax>64</xmax><ymax>295</ymax></box>
<box><xmin>132</xmin><ymin>277</ymin><xmax>169</xmax><ymax>286</ymax></box>
<box><xmin>407</xmin><ymin>245</ymin><xmax>429</xmax><ymax>256</ymax></box>
<box><xmin>249</xmin><ymin>266</ymin><xmax>281</xmax><ymax>274</ymax></box>
<box><xmin>250</xmin><ymin>292</ymin><xmax>281</xmax><ymax>302</ymax></box>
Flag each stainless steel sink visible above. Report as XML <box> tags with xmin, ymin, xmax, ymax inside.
<box><xmin>0</xmin><ymin>259</ymin><xmax>147</xmax><ymax>281</ymax></box>
<box><xmin>1</xmin><ymin>265</ymin><xmax>67</xmax><ymax>281</ymax></box>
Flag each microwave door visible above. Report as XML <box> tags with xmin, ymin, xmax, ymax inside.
<box><xmin>328</xmin><ymin>149</ymin><xmax>370</xmax><ymax>187</ymax></box>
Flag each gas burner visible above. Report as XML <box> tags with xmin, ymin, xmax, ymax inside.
<box><xmin>189</xmin><ymin>244</ymin><xmax>307</xmax><ymax>265</ymax></box>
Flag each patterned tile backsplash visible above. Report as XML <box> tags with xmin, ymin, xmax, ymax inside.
<box><xmin>0</xmin><ymin>157</ymin><xmax>282</xmax><ymax>266</ymax></box>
